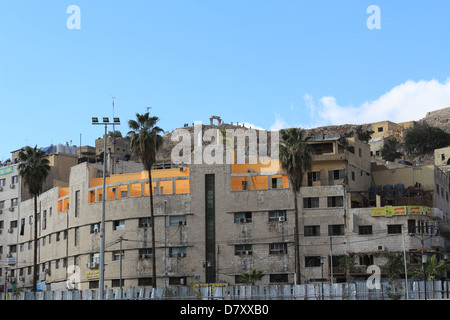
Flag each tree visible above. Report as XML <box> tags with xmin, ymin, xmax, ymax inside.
<box><xmin>238</xmin><ymin>269</ymin><xmax>265</xmax><ymax>285</ymax></box>
<box><xmin>381</xmin><ymin>252</ymin><xmax>407</xmax><ymax>300</ymax></box>
<box><xmin>412</xmin><ymin>254</ymin><xmax>445</xmax><ymax>280</ymax></box>
<box><xmin>107</xmin><ymin>130</ymin><xmax>122</xmax><ymax>138</ymax></box>
<box><xmin>128</xmin><ymin>112</ymin><xmax>163</xmax><ymax>288</ymax></box>
<box><xmin>355</xmin><ymin>125</ymin><xmax>374</xmax><ymax>143</ymax></box>
<box><xmin>380</xmin><ymin>138</ymin><xmax>403</xmax><ymax>162</ymax></box>
<box><xmin>279</xmin><ymin>128</ymin><xmax>313</xmax><ymax>283</ymax></box>
<box><xmin>404</xmin><ymin>122</ymin><xmax>450</xmax><ymax>156</ymax></box>
<box><xmin>18</xmin><ymin>146</ymin><xmax>51</xmax><ymax>292</ymax></box>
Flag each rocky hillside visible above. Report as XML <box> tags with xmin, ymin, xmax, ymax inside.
<box><xmin>420</xmin><ymin>107</ymin><xmax>450</xmax><ymax>133</ymax></box>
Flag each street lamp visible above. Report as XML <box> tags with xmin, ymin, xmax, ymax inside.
<box><xmin>92</xmin><ymin>116</ymin><xmax>120</xmax><ymax>300</ymax></box>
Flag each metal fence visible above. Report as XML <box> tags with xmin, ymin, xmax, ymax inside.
<box><xmin>1</xmin><ymin>279</ymin><xmax>448</xmax><ymax>300</ymax></box>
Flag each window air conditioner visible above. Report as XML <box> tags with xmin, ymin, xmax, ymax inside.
<box><xmin>278</xmin><ymin>216</ymin><xmax>286</xmax><ymax>222</ymax></box>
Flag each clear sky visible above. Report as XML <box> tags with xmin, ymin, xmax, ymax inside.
<box><xmin>1</xmin><ymin>0</ymin><xmax>450</xmax><ymax>160</ymax></box>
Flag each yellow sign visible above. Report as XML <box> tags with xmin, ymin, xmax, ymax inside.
<box><xmin>371</xmin><ymin>206</ymin><xmax>430</xmax><ymax>217</ymax></box>
<box><xmin>392</xmin><ymin>206</ymin><xmax>407</xmax><ymax>216</ymax></box>
<box><xmin>371</xmin><ymin>207</ymin><xmax>386</xmax><ymax>217</ymax></box>
<box><xmin>86</xmin><ymin>270</ymin><xmax>99</xmax><ymax>280</ymax></box>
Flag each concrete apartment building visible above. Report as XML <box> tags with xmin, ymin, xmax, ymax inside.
<box><xmin>1</xmin><ymin>122</ymin><xmax>449</xmax><ymax>292</ymax></box>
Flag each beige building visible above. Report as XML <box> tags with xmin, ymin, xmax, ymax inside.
<box><xmin>1</xmin><ymin>128</ymin><xmax>448</xmax><ymax>292</ymax></box>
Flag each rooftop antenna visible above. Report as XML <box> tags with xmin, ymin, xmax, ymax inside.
<box><xmin>111</xmin><ymin>95</ymin><xmax>116</xmax><ymax>132</ymax></box>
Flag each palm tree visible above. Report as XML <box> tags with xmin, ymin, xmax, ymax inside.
<box><xmin>18</xmin><ymin>146</ymin><xmax>51</xmax><ymax>292</ymax></box>
<box><xmin>239</xmin><ymin>269</ymin><xmax>265</xmax><ymax>285</ymax></box>
<box><xmin>279</xmin><ymin>128</ymin><xmax>313</xmax><ymax>284</ymax></box>
<box><xmin>128</xmin><ymin>112</ymin><xmax>163</xmax><ymax>289</ymax></box>
<box><xmin>412</xmin><ymin>254</ymin><xmax>445</xmax><ymax>280</ymax></box>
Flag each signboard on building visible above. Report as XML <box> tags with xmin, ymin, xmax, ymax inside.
<box><xmin>86</xmin><ymin>270</ymin><xmax>99</xmax><ymax>280</ymax></box>
<box><xmin>0</xmin><ymin>166</ymin><xmax>13</xmax><ymax>176</ymax></box>
<box><xmin>371</xmin><ymin>206</ymin><xmax>430</xmax><ymax>217</ymax></box>
<box><xmin>371</xmin><ymin>207</ymin><xmax>386</xmax><ymax>217</ymax></box>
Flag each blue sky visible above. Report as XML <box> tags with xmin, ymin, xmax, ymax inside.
<box><xmin>1</xmin><ymin>0</ymin><xmax>450</xmax><ymax>160</ymax></box>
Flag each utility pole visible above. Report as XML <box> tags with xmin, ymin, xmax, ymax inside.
<box><xmin>330</xmin><ymin>235</ymin><xmax>333</xmax><ymax>286</ymax></box>
<box><xmin>92</xmin><ymin>116</ymin><xmax>120</xmax><ymax>300</ymax></box>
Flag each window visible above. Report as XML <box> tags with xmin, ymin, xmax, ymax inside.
<box><xmin>11</xmin><ymin>176</ymin><xmax>18</xmax><ymax>184</ymax></box>
<box><xmin>359</xmin><ymin>255</ymin><xmax>373</xmax><ymax>266</ymax></box>
<box><xmin>112</xmin><ymin>279</ymin><xmax>124</xmax><ymax>287</ymax></box>
<box><xmin>269</xmin><ymin>243</ymin><xmax>287</xmax><ymax>254</ymax></box>
<box><xmin>234</xmin><ymin>244</ymin><xmax>252</xmax><ymax>255</ymax></box>
<box><xmin>138</xmin><ymin>278</ymin><xmax>152</xmax><ymax>286</ymax></box>
<box><xmin>378</xmin><ymin>127</ymin><xmax>383</xmax><ymax>132</ymax></box>
<box><xmin>0</xmin><ymin>179</ymin><xmax>5</xmax><ymax>187</ymax></box>
<box><xmin>11</xmin><ymin>198</ymin><xmax>18</xmax><ymax>207</ymax></box>
<box><xmin>307</xmin><ymin>171</ymin><xmax>321</xmax><ymax>186</ymax></box>
<box><xmin>0</xmin><ymin>201</ymin><xmax>4</xmax><ymax>209</ymax></box>
<box><xmin>305</xmin><ymin>256</ymin><xmax>322</xmax><ymax>267</ymax></box>
<box><xmin>268</xmin><ymin>210</ymin><xmax>286</xmax><ymax>222</ymax></box>
<box><xmin>74</xmin><ymin>227</ymin><xmax>79</xmax><ymax>246</ymax></box>
<box><xmin>169</xmin><ymin>277</ymin><xmax>187</xmax><ymax>285</ymax></box>
<box><xmin>113</xmin><ymin>220</ymin><xmax>125</xmax><ymax>231</ymax></box>
<box><xmin>169</xmin><ymin>215</ymin><xmax>187</xmax><ymax>226</ymax></box>
<box><xmin>112</xmin><ymin>250</ymin><xmax>124</xmax><ymax>261</ymax></box>
<box><xmin>139</xmin><ymin>248</ymin><xmax>152</xmax><ymax>259</ymax></box>
<box><xmin>303</xmin><ymin>197</ymin><xmax>319</xmax><ymax>208</ymax></box>
<box><xmin>271</xmin><ymin>177</ymin><xmax>283</xmax><ymax>189</ymax></box>
<box><xmin>75</xmin><ymin>190</ymin><xmax>80</xmax><ymax>217</ymax></box>
<box><xmin>139</xmin><ymin>217</ymin><xmax>152</xmax><ymax>228</ymax></box>
<box><xmin>327</xmin><ymin>196</ymin><xmax>343</xmax><ymax>207</ymax></box>
<box><xmin>358</xmin><ymin>225</ymin><xmax>372</xmax><ymax>235</ymax></box>
<box><xmin>328</xmin><ymin>224</ymin><xmax>344</xmax><ymax>236</ymax></box>
<box><xmin>408</xmin><ymin>219</ymin><xmax>416</xmax><ymax>234</ymax></box>
<box><xmin>234</xmin><ymin>212</ymin><xmax>252</xmax><ymax>223</ymax></box>
<box><xmin>328</xmin><ymin>170</ymin><xmax>346</xmax><ymax>185</ymax></box>
<box><xmin>169</xmin><ymin>247</ymin><xmax>187</xmax><ymax>258</ymax></box>
<box><xmin>387</xmin><ymin>224</ymin><xmax>402</xmax><ymax>234</ymax></box>
<box><xmin>304</xmin><ymin>225</ymin><xmax>320</xmax><ymax>237</ymax></box>
<box><xmin>269</xmin><ymin>274</ymin><xmax>288</xmax><ymax>283</ymax></box>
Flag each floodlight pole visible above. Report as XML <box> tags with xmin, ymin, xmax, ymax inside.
<box><xmin>92</xmin><ymin>117</ymin><xmax>120</xmax><ymax>300</ymax></box>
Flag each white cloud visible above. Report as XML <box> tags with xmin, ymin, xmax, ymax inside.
<box><xmin>270</xmin><ymin>113</ymin><xmax>290</xmax><ymax>131</ymax></box>
<box><xmin>309</xmin><ymin>78</ymin><xmax>450</xmax><ymax>126</ymax></box>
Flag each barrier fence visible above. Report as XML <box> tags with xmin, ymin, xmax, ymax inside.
<box><xmin>1</xmin><ymin>279</ymin><xmax>449</xmax><ymax>300</ymax></box>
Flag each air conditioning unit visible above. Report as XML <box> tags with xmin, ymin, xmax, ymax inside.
<box><xmin>0</xmin><ymin>209</ymin><xmax>3</xmax><ymax>214</ymax></box>
<box><xmin>179</xmin><ymin>167</ymin><xmax>186</xmax><ymax>172</ymax></box>
<box><xmin>178</xmin><ymin>220</ymin><xmax>186</xmax><ymax>226</ymax></box>
<box><xmin>244</xmin><ymin>250</ymin><xmax>252</xmax><ymax>255</ymax></box>
<box><xmin>0</xmin><ymin>187</ymin><xmax>3</xmax><ymax>191</ymax></box>
<box><xmin>377</xmin><ymin>245</ymin><xmax>385</xmax><ymax>251</ymax></box>
<box><xmin>7</xmin><ymin>228</ymin><xmax>12</xmax><ymax>233</ymax></box>
<box><xmin>0</xmin><ymin>229</ymin><xmax>2</xmax><ymax>234</ymax></box>
<box><xmin>278</xmin><ymin>216</ymin><xmax>286</xmax><ymax>222</ymax></box>
<box><xmin>178</xmin><ymin>252</ymin><xmax>186</xmax><ymax>258</ymax></box>
<box><xmin>19</xmin><ymin>276</ymin><xmax>24</xmax><ymax>281</ymax></box>
<box><xmin>6</xmin><ymin>253</ymin><xmax>12</xmax><ymax>258</ymax></box>
<box><xmin>239</xmin><ymin>218</ymin><xmax>247</xmax><ymax>223</ymax></box>
<box><xmin>8</xmin><ymin>207</ymin><xmax>14</xmax><ymax>212</ymax></box>
<box><xmin>44</xmin><ymin>269</ymin><xmax>51</xmax><ymax>275</ymax></box>
<box><xmin>10</xmin><ymin>184</ymin><xmax>15</xmax><ymax>189</ymax></box>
